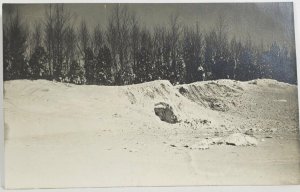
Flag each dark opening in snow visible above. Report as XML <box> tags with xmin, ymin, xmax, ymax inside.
<box><xmin>154</xmin><ymin>102</ymin><xmax>179</xmax><ymax>124</ymax></box>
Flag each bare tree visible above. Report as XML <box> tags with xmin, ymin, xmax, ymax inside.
<box><xmin>33</xmin><ymin>22</ymin><xmax>42</xmax><ymax>49</ymax></box>
<box><xmin>169</xmin><ymin>13</ymin><xmax>181</xmax><ymax>58</ymax></box>
<box><xmin>64</xmin><ymin>25</ymin><xmax>77</xmax><ymax>74</ymax></box>
<box><xmin>28</xmin><ymin>21</ymin><xmax>43</xmax><ymax>57</ymax></box>
<box><xmin>209</xmin><ymin>14</ymin><xmax>230</xmax><ymax>79</ymax></box>
<box><xmin>44</xmin><ymin>4</ymin><xmax>54</xmax><ymax>76</ymax></box>
<box><xmin>183</xmin><ymin>23</ymin><xmax>204</xmax><ymax>83</ymax></box>
<box><xmin>153</xmin><ymin>25</ymin><xmax>170</xmax><ymax>80</ymax></box>
<box><xmin>43</xmin><ymin>4</ymin><xmax>70</xmax><ymax>79</ymax></box>
<box><xmin>169</xmin><ymin>12</ymin><xmax>183</xmax><ymax>84</ymax></box>
<box><xmin>215</xmin><ymin>14</ymin><xmax>228</xmax><ymax>44</ymax></box>
<box><xmin>229</xmin><ymin>36</ymin><xmax>242</xmax><ymax>79</ymax></box>
<box><xmin>106</xmin><ymin>4</ymin><xmax>131</xmax><ymax>84</ymax></box>
<box><xmin>78</xmin><ymin>19</ymin><xmax>90</xmax><ymax>54</ymax></box>
<box><xmin>3</xmin><ymin>6</ymin><xmax>28</xmax><ymax>79</ymax></box>
<box><xmin>129</xmin><ymin>11</ymin><xmax>140</xmax><ymax>70</ymax></box>
<box><xmin>92</xmin><ymin>24</ymin><xmax>103</xmax><ymax>56</ymax></box>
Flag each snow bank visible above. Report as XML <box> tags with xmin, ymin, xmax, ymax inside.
<box><xmin>176</xmin><ymin>80</ymin><xmax>243</xmax><ymax>111</ymax></box>
<box><xmin>4</xmin><ymin>78</ymin><xmax>296</xmax><ymax>139</ymax></box>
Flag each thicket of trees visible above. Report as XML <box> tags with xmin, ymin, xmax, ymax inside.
<box><xmin>3</xmin><ymin>4</ymin><xmax>297</xmax><ymax>85</ymax></box>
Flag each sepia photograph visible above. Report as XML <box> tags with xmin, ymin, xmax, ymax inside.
<box><xmin>2</xmin><ymin>2</ymin><xmax>300</xmax><ymax>189</ymax></box>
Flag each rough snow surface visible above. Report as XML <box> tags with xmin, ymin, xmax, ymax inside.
<box><xmin>224</xmin><ymin>133</ymin><xmax>258</xmax><ymax>146</ymax></box>
<box><xmin>4</xmin><ymin>79</ymin><xmax>300</xmax><ymax>188</ymax></box>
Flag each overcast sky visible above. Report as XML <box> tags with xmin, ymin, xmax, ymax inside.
<box><xmin>3</xmin><ymin>3</ymin><xmax>296</xmax><ymax>48</ymax></box>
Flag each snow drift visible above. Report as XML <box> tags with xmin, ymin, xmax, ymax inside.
<box><xmin>4</xmin><ymin>78</ymin><xmax>300</xmax><ymax>188</ymax></box>
<box><xmin>4</xmin><ymin>78</ymin><xmax>297</xmax><ymax>139</ymax></box>
<box><xmin>4</xmin><ymin>79</ymin><xmax>228</xmax><ymax>139</ymax></box>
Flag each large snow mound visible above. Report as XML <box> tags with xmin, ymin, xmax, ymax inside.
<box><xmin>4</xmin><ymin>78</ymin><xmax>297</xmax><ymax>139</ymax></box>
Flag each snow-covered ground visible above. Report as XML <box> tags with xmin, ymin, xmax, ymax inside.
<box><xmin>4</xmin><ymin>79</ymin><xmax>300</xmax><ymax>189</ymax></box>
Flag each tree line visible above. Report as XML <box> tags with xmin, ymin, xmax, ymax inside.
<box><xmin>3</xmin><ymin>4</ymin><xmax>297</xmax><ymax>85</ymax></box>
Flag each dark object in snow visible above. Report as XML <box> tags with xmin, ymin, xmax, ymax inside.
<box><xmin>154</xmin><ymin>102</ymin><xmax>179</xmax><ymax>124</ymax></box>
<box><xmin>178</xmin><ymin>87</ymin><xmax>188</xmax><ymax>95</ymax></box>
